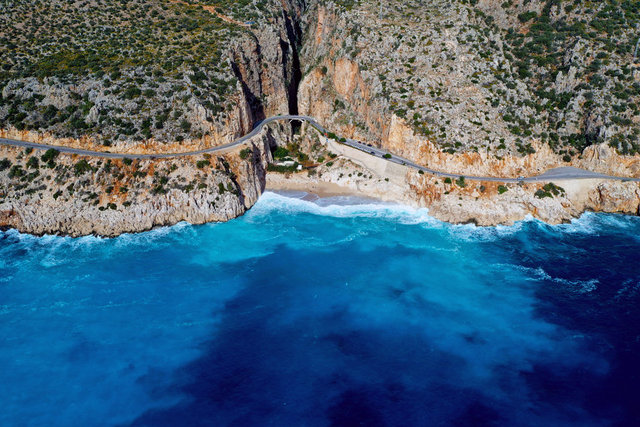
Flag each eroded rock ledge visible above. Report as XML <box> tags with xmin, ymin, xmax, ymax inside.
<box><xmin>3</xmin><ymin>0</ymin><xmax>640</xmax><ymax>236</ymax></box>
<box><xmin>0</xmin><ymin>128</ymin><xmax>277</xmax><ymax>237</ymax></box>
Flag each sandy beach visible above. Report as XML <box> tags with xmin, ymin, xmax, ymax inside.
<box><xmin>266</xmin><ymin>173</ymin><xmax>362</xmax><ymax>198</ymax></box>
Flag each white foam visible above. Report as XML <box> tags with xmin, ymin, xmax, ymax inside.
<box><xmin>249</xmin><ymin>191</ymin><xmax>441</xmax><ymax>225</ymax></box>
<box><xmin>554</xmin><ymin>211</ymin><xmax>640</xmax><ymax>235</ymax></box>
<box><xmin>446</xmin><ymin>216</ymin><xmax>538</xmax><ymax>242</ymax></box>
<box><xmin>1</xmin><ymin>228</ymin><xmax>105</xmax><ymax>246</ymax></box>
<box><xmin>1</xmin><ymin>194</ymin><xmax>638</xmax><ymax>247</ymax></box>
<box><xmin>517</xmin><ymin>266</ymin><xmax>599</xmax><ymax>293</ymax></box>
<box><xmin>114</xmin><ymin>221</ymin><xmax>196</xmax><ymax>248</ymax></box>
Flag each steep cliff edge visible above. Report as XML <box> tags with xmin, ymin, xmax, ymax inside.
<box><xmin>0</xmin><ymin>128</ymin><xmax>278</xmax><ymax>237</ymax></box>
<box><xmin>283</xmin><ymin>0</ymin><xmax>640</xmax><ymax>225</ymax></box>
<box><xmin>0</xmin><ymin>0</ymin><xmax>307</xmax><ymax>236</ymax></box>
<box><xmin>3</xmin><ymin>0</ymin><xmax>640</xmax><ymax>235</ymax></box>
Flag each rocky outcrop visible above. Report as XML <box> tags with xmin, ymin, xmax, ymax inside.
<box><xmin>274</xmin><ymin>0</ymin><xmax>640</xmax><ymax>226</ymax></box>
<box><xmin>4</xmin><ymin>0</ymin><xmax>640</xmax><ymax>236</ymax></box>
<box><xmin>0</xmin><ymin>127</ymin><xmax>278</xmax><ymax>237</ymax></box>
<box><xmin>0</xmin><ymin>0</ymin><xmax>310</xmax><ymax>237</ymax></box>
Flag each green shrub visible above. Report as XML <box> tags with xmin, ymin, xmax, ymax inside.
<box><xmin>273</xmin><ymin>147</ymin><xmax>289</xmax><ymax>159</ymax></box>
<box><xmin>26</xmin><ymin>157</ymin><xmax>39</xmax><ymax>169</ymax></box>
<box><xmin>152</xmin><ymin>185</ymin><xmax>167</xmax><ymax>195</ymax></box>
<box><xmin>535</xmin><ymin>189</ymin><xmax>552</xmax><ymax>198</ymax></box>
<box><xmin>543</xmin><ymin>182</ymin><xmax>565</xmax><ymax>196</ymax></box>
<box><xmin>0</xmin><ymin>158</ymin><xmax>11</xmax><ymax>171</ymax></box>
<box><xmin>239</xmin><ymin>148</ymin><xmax>252</xmax><ymax>159</ymax></box>
<box><xmin>74</xmin><ymin>159</ymin><xmax>93</xmax><ymax>176</ymax></box>
<box><xmin>498</xmin><ymin>185</ymin><xmax>508</xmax><ymax>194</ymax></box>
<box><xmin>383</xmin><ymin>153</ymin><xmax>392</xmax><ymax>159</ymax></box>
<box><xmin>41</xmin><ymin>148</ymin><xmax>59</xmax><ymax>163</ymax></box>
<box><xmin>267</xmin><ymin>163</ymin><xmax>298</xmax><ymax>173</ymax></box>
<box><xmin>180</xmin><ymin>120</ymin><xmax>192</xmax><ymax>133</ymax></box>
<box><xmin>8</xmin><ymin>165</ymin><xmax>24</xmax><ymax>178</ymax></box>
<box><xmin>444</xmin><ymin>177</ymin><xmax>452</xmax><ymax>184</ymax></box>
<box><xmin>123</xmin><ymin>86</ymin><xmax>141</xmax><ymax>99</ymax></box>
<box><xmin>518</xmin><ymin>11</ymin><xmax>537</xmax><ymax>22</ymax></box>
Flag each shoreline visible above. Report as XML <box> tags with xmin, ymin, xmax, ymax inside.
<box><xmin>265</xmin><ymin>168</ymin><xmax>640</xmax><ymax>226</ymax></box>
<box><xmin>2</xmin><ymin>187</ymin><xmax>640</xmax><ymax>240</ymax></box>
<box><xmin>266</xmin><ymin>177</ymin><xmax>366</xmax><ymax>199</ymax></box>
<box><xmin>2</xmin><ymin>167</ymin><xmax>640</xmax><ymax>239</ymax></box>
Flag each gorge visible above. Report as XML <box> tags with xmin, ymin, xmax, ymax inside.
<box><xmin>2</xmin><ymin>0</ymin><xmax>640</xmax><ymax>236</ymax></box>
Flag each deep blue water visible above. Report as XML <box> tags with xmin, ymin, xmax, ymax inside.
<box><xmin>1</xmin><ymin>191</ymin><xmax>639</xmax><ymax>426</ymax></box>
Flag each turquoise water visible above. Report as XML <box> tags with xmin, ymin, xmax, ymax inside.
<box><xmin>1</xmin><ymin>192</ymin><xmax>639</xmax><ymax>426</ymax></box>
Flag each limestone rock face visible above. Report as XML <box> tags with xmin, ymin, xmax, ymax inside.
<box><xmin>4</xmin><ymin>0</ymin><xmax>640</xmax><ymax>235</ymax></box>
<box><xmin>286</xmin><ymin>0</ymin><xmax>640</xmax><ymax>225</ymax></box>
<box><xmin>0</xmin><ymin>128</ymin><xmax>275</xmax><ymax>237</ymax></box>
<box><xmin>0</xmin><ymin>0</ymin><xmax>309</xmax><ymax>237</ymax></box>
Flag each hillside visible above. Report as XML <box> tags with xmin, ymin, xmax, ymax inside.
<box><xmin>300</xmin><ymin>0</ymin><xmax>640</xmax><ymax>159</ymax></box>
<box><xmin>0</xmin><ymin>0</ymin><xmax>303</xmax><ymax>151</ymax></box>
<box><xmin>2</xmin><ymin>0</ymin><xmax>640</xmax><ymax>235</ymax></box>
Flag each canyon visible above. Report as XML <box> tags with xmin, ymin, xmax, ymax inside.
<box><xmin>2</xmin><ymin>0</ymin><xmax>640</xmax><ymax>236</ymax></box>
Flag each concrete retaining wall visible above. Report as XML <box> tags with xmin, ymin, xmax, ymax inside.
<box><xmin>326</xmin><ymin>139</ymin><xmax>408</xmax><ymax>185</ymax></box>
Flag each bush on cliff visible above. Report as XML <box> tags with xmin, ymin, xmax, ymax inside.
<box><xmin>239</xmin><ymin>148</ymin><xmax>252</xmax><ymax>159</ymax></box>
<box><xmin>8</xmin><ymin>165</ymin><xmax>24</xmax><ymax>178</ymax></box>
<box><xmin>74</xmin><ymin>160</ymin><xmax>93</xmax><ymax>176</ymax></box>
<box><xmin>0</xmin><ymin>158</ymin><xmax>11</xmax><ymax>171</ymax></box>
<box><xmin>41</xmin><ymin>149</ymin><xmax>59</xmax><ymax>164</ymax></box>
<box><xmin>26</xmin><ymin>157</ymin><xmax>39</xmax><ymax>169</ymax></box>
<box><xmin>273</xmin><ymin>147</ymin><xmax>289</xmax><ymax>159</ymax></box>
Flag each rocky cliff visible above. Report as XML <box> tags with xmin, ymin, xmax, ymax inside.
<box><xmin>299</xmin><ymin>0</ymin><xmax>640</xmax><ymax>161</ymax></box>
<box><xmin>0</xmin><ymin>0</ymin><xmax>305</xmax><ymax>236</ymax></box>
<box><xmin>3</xmin><ymin>0</ymin><xmax>640</xmax><ymax>235</ymax></box>
<box><xmin>0</xmin><ymin>128</ymin><xmax>278</xmax><ymax>237</ymax></box>
<box><xmin>0</xmin><ymin>0</ymin><xmax>307</xmax><ymax>150</ymax></box>
<box><xmin>281</xmin><ymin>0</ymin><xmax>640</xmax><ymax>225</ymax></box>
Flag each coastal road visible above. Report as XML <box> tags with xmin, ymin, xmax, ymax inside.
<box><xmin>1</xmin><ymin>115</ymin><xmax>639</xmax><ymax>183</ymax></box>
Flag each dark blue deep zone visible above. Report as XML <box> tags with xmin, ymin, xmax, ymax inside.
<box><xmin>494</xmin><ymin>223</ymin><xmax>640</xmax><ymax>425</ymax></box>
<box><xmin>1</xmin><ymin>194</ymin><xmax>639</xmax><ymax>426</ymax></box>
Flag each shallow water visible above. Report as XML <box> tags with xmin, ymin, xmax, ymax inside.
<box><xmin>1</xmin><ymin>192</ymin><xmax>639</xmax><ymax>426</ymax></box>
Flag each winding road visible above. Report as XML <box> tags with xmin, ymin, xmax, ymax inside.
<box><xmin>1</xmin><ymin>114</ymin><xmax>639</xmax><ymax>183</ymax></box>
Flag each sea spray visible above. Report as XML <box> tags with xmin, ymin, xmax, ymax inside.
<box><xmin>0</xmin><ymin>192</ymin><xmax>639</xmax><ymax>425</ymax></box>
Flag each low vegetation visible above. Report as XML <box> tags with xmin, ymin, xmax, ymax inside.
<box><xmin>0</xmin><ymin>0</ymin><xmax>245</xmax><ymax>144</ymax></box>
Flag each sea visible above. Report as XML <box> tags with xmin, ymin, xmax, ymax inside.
<box><xmin>1</xmin><ymin>191</ymin><xmax>639</xmax><ymax>426</ymax></box>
